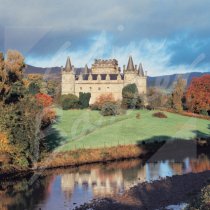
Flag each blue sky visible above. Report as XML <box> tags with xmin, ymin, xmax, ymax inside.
<box><xmin>0</xmin><ymin>0</ymin><xmax>210</xmax><ymax>75</ymax></box>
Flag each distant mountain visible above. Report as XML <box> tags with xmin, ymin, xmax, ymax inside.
<box><xmin>25</xmin><ymin>64</ymin><xmax>209</xmax><ymax>90</ymax></box>
<box><xmin>147</xmin><ymin>72</ymin><xmax>209</xmax><ymax>90</ymax></box>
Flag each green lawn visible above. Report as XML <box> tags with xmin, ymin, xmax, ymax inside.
<box><xmin>46</xmin><ymin>109</ymin><xmax>210</xmax><ymax>151</ymax></box>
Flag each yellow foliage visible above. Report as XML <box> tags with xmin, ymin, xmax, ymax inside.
<box><xmin>0</xmin><ymin>132</ymin><xmax>11</xmax><ymax>153</ymax></box>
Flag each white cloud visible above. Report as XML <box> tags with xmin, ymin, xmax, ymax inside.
<box><xmin>26</xmin><ymin>32</ymin><xmax>209</xmax><ymax>76</ymax></box>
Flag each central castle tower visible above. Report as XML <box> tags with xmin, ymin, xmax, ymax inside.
<box><xmin>61</xmin><ymin>56</ymin><xmax>147</xmax><ymax>104</ymax></box>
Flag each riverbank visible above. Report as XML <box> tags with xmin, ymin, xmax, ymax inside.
<box><xmin>1</xmin><ymin>138</ymin><xmax>209</xmax><ymax>180</ymax></box>
<box><xmin>0</xmin><ymin>142</ymin><xmax>164</xmax><ymax>179</ymax></box>
<box><xmin>36</xmin><ymin>142</ymin><xmax>164</xmax><ymax>170</ymax></box>
<box><xmin>73</xmin><ymin>170</ymin><xmax>210</xmax><ymax>210</ymax></box>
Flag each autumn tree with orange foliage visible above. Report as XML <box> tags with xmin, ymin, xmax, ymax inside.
<box><xmin>186</xmin><ymin>74</ymin><xmax>210</xmax><ymax>114</ymax></box>
<box><xmin>92</xmin><ymin>93</ymin><xmax>116</xmax><ymax>110</ymax></box>
<box><xmin>35</xmin><ymin>93</ymin><xmax>53</xmax><ymax>108</ymax></box>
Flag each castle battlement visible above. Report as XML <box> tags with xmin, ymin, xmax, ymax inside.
<box><xmin>61</xmin><ymin>56</ymin><xmax>147</xmax><ymax>104</ymax></box>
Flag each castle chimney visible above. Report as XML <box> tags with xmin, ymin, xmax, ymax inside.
<box><xmin>135</xmin><ymin>65</ymin><xmax>137</xmax><ymax>70</ymax></box>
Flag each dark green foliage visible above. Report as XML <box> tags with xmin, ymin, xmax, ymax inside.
<box><xmin>5</xmin><ymin>81</ymin><xmax>27</xmax><ymax>104</ymax></box>
<box><xmin>29</xmin><ymin>82</ymin><xmax>40</xmax><ymax>95</ymax></box>
<box><xmin>101</xmin><ymin>102</ymin><xmax>120</xmax><ymax>116</ymax></box>
<box><xmin>61</xmin><ymin>94</ymin><xmax>79</xmax><ymax>110</ymax></box>
<box><xmin>122</xmin><ymin>83</ymin><xmax>139</xmax><ymax>109</ymax></box>
<box><xmin>0</xmin><ymin>97</ymin><xmax>42</xmax><ymax>167</ymax></box>
<box><xmin>200</xmin><ymin>110</ymin><xmax>209</xmax><ymax>116</ymax></box>
<box><xmin>122</xmin><ymin>83</ymin><xmax>138</xmax><ymax>95</ymax></box>
<box><xmin>79</xmin><ymin>92</ymin><xmax>91</xmax><ymax>109</ymax></box>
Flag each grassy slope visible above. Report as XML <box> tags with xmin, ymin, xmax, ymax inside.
<box><xmin>47</xmin><ymin>109</ymin><xmax>210</xmax><ymax>151</ymax></box>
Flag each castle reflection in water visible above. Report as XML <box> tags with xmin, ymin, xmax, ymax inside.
<box><xmin>60</xmin><ymin>155</ymin><xmax>210</xmax><ymax>199</ymax></box>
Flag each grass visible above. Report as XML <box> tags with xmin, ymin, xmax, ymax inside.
<box><xmin>46</xmin><ymin>109</ymin><xmax>210</xmax><ymax>152</ymax></box>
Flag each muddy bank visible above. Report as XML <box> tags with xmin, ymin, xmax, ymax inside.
<box><xmin>74</xmin><ymin>170</ymin><xmax>210</xmax><ymax>210</ymax></box>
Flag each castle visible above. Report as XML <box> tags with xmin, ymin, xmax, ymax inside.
<box><xmin>61</xmin><ymin>56</ymin><xmax>147</xmax><ymax>104</ymax></box>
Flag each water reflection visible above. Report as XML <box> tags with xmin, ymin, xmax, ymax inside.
<box><xmin>1</xmin><ymin>153</ymin><xmax>210</xmax><ymax>210</ymax></box>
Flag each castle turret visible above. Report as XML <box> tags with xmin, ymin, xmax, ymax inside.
<box><xmin>124</xmin><ymin>56</ymin><xmax>136</xmax><ymax>85</ymax></box>
<box><xmin>65</xmin><ymin>56</ymin><xmax>73</xmax><ymax>72</ymax></box>
<box><xmin>127</xmin><ymin>56</ymin><xmax>135</xmax><ymax>71</ymax></box>
<box><xmin>138</xmin><ymin>63</ymin><xmax>144</xmax><ymax>77</ymax></box>
<box><xmin>61</xmin><ymin>57</ymin><xmax>75</xmax><ymax>95</ymax></box>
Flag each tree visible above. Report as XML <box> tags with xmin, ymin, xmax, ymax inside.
<box><xmin>186</xmin><ymin>74</ymin><xmax>210</xmax><ymax>114</ymax></box>
<box><xmin>122</xmin><ymin>83</ymin><xmax>139</xmax><ymax>109</ymax></box>
<box><xmin>0</xmin><ymin>50</ymin><xmax>43</xmax><ymax>167</ymax></box>
<box><xmin>92</xmin><ymin>93</ymin><xmax>116</xmax><ymax>110</ymax></box>
<box><xmin>79</xmin><ymin>92</ymin><xmax>91</xmax><ymax>109</ymax></box>
<box><xmin>35</xmin><ymin>93</ymin><xmax>53</xmax><ymax>108</ymax></box>
<box><xmin>171</xmin><ymin>77</ymin><xmax>186</xmax><ymax>111</ymax></box>
<box><xmin>147</xmin><ymin>87</ymin><xmax>168</xmax><ymax>109</ymax></box>
<box><xmin>0</xmin><ymin>50</ymin><xmax>25</xmax><ymax>104</ymax></box>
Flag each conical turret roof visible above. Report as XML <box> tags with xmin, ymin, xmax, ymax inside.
<box><xmin>127</xmin><ymin>56</ymin><xmax>135</xmax><ymax>71</ymax></box>
<box><xmin>65</xmin><ymin>56</ymin><xmax>72</xmax><ymax>72</ymax></box>
<box><xmin>138</xmin><ymin>63</ymin><xmax>144</xmax><ymax>76</ymax></box>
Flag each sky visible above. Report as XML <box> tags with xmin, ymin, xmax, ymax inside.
<box><xmin>0</xmin><ymin>0</ymin><xmax>210</xmax><ymax>76</ymax></box>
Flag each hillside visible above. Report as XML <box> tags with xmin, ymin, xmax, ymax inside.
<box><xmin>25</xmin><ymin>64</ymin><xmax>209</xmax><ymax>89</ymax></box>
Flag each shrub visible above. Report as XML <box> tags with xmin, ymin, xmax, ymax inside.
<box><xmin>146</xmin><ymin>105</ymin><xmax>154</xmax><ymax>110</ymax></box>
<box><xmin>92</xmin><ymin>93</ymin><xmax>116</xmax><ymax>110</ymax></box>
<box><xmin>35</xmin><ymin>93</ymin><xmax>53</xmax><ymax>108</ymax></box>
<box><xmin>79</xmin><ymin>92</ymin><xmax>91</xmax><ymax>109</ymax></box>
<box><xmin>61</xmin><ymin>94</ymin><xmax>79</xmax><ymax>110</ymax></box>
<box><xmin>101</xmin><ymin>102</ymin><xmax>121</xmax><ymax>116</ymax></box>
<box><xmin>200</xmin><ymin>110</ymin><xmax>209</xmax><ymax>116</ymax></box>
<box><xmin>152</xmin><ymin>112</ymin><xmax>167</xmax><ymax>118</ymax></box>
<box><xmin>136</xmin><ymin>113</ymin><xmax>140</xmax><ymax>119</ymax></box>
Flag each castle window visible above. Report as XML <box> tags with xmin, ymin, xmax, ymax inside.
<box><xmin>107</xmin><ymin>87</ymin><xmax>110</xmax><ymax>89</ymax></box>
<box><xmin>80</xmin><ymin>87</ymin><xmax>82</xmax><ymax>90</ymax></box>
<box><xmin>89</xmin><ymin>87</ymin><xmax>92</xmax><ymax>91</ymax></box>
<box><xmin>98</xmin><ymin>87</ymin><xmax>101</xmax><ymax>91</ymax></box>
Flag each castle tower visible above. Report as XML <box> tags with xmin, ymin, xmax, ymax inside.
<box><xmin>135</xmin><ymin>63</ymin><xmax>147</xmax><ymax>94</ymax></box>
<box><xmin>61</xmin><ymin>57</ymin><xmax>75</xmax><ymax>95</ymax></box>
<box><xmin>124</xmin><ymin>56</ymin><xmax>137</xmax><ymax>85</ymax></box>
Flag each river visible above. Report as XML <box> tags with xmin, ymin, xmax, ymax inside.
<box><xmin>1</xmin><ymin>152</ymin><xmax>210</xmax><ymax>210</ymax></box>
